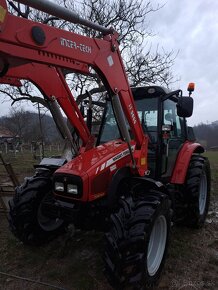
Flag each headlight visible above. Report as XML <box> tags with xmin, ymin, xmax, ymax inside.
<box><xmin>67</xmin><ymin>184</ymin><xmax>78</xmax><ymax>195</ymax></box>
<box><xmin>53</xmin><ymin>174</ymin><xmax>82</xmax><ymax>198</ymax></box>
<box><xmin>54</xmin><ymin>182</ymin><xmax>64</xmax><ymax>192</ymax></box>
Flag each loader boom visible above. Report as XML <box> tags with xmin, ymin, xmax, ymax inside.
<box><xmin>0</xmin><ymin>76</ymin><xmax>22</xmax><ymax>86</ymax></box>
<box><xmin>0</xmin><ymin>0</ymin><xmax>147</xmax><ymax>174</ymax></box>
<box><xmin>1</xmin><ymin>63</ymin><xmax>91</xmax><ymax>147</ymax></box>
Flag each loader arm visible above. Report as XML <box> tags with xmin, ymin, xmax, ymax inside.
<box><xmin>1</xmin><ymin>63</ymin><xmax>91</xmax><ymax>147</ymax></box>
<box><xmin>0</xmin><ymin>76</ymin><xmax>22</xmax><ymax>86</ymax></box>
<box><xmin>0</xmin><ymin>0</ymin><xmax>146</xmax><ymax>174</ymax></box>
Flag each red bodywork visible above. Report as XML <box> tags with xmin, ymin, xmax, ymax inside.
<box><xmin>171</xmin><ymin>141</ymin><xmax>204</xmax><ymax>184</ymax></box>
<box><xmin>56</xmin><ymin>140</ymin><xmax>137</xmax><ymax>202</ymax></box>
<box><xmin>0</xmin><ymin>76</ymin><xmax>22</xmax><ymax>86</ymax></box>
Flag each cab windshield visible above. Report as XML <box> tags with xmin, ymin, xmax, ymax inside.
<box><xmin>99</xmin><ymin>90</ymin><xmax>159</xmax><ymax>144</ymax></box>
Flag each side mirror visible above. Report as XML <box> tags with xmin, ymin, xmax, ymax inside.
<box><xmin>177</xmin><ymin>97</ymin><xmax>193</xmax><ymax>118</ymax></box>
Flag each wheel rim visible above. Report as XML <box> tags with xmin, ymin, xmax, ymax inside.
<box><xmin>37</xmin><ymin>198</ymin><xmax>63</xmax><ymax>232</ymax></box>
<box><xmin>199</xmin><ymin>172</ymin><xmax>207</xmax><ymax>215</ymax></box>
<box><xmin>147</xmin><ymin>215</ymin><xmax>167</xmax><ymax>276</ymax></box>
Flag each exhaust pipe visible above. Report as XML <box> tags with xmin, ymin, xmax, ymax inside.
<box><xmin>13</xmin><ymin>0</ymin><xmax>113</xmax><ymax>35</ymax></box>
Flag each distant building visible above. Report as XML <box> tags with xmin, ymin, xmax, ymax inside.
<box><xmin>0</xmin><ymin>126</ymin><xmax>20</xmax><ymax>152</ymax></box>
<box><xmin>0</xmin><ymin>126</ymin><xmax>15</xmax><ymax>141</ymax></box>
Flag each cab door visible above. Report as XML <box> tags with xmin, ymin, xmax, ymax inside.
<box><xmin>161</xmin><ymin>98</ymin><xmax>186</xmax><ymax>179</ymax></box>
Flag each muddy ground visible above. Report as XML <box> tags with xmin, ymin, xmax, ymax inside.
<box><xmin>0</xmin><ymin>195</ymin><xmax>217</xmax><ymax>290</ymax></box>
<box><xmin>0</xmin><ymin>153</ymin><xmax>218</xmax><ymax>290</ymax></box>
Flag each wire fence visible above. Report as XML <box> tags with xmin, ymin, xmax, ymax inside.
<box><xmin>0</xmin><ymin>142</ymin><xmax>63</xmax><ymax>159</ymax></box>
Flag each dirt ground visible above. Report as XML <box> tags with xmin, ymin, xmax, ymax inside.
<box><xmin>0</xmin><ymin>196</ymin><xmax>217</xmax><ymax>290</ymax></box>
<box><xmin>0</xmin><ymin>153</ymin><xmax>218</xmax><ymax>290</ymax></box>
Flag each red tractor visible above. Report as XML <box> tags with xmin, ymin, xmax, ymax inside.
<box><xmin>0</xmin><ymin>0</ymin><xmax>210</xmax><ymax>288</ymax></box>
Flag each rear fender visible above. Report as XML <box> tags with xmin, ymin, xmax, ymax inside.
<box><xmin>170</xmin><ymin>141</ymin><xmax>204</xmax><ymax>184</ymax></box>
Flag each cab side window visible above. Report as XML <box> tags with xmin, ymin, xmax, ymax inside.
<box><xmin>163</xmin><ymin>99</ymin><xmax>185</xmax><ymax>140</ymax></box>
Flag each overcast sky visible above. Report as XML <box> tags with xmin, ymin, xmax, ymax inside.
<box><xmin>1</xmin><ymin>0</ymin><xmax>218</xmax><ymax>126</ymax></box>
<box><xmin>147</xmin><ymin>0</ymin><xmax>218</xmax><ymax>125</ymax></box>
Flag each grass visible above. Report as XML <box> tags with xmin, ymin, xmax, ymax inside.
<box><xmin>0</xmin><ymin>149</ymin><xmax>61</xmax><ymax>183</ymax></box>
<box><xmin>204</xmin><ymin>151</ymin><xmax>218</xmax><ymax>197</ymax></box>
<box><xmin>204</xmin><ymin>150</ymin><xmax>218</xmax><ymax>177</ymax></box>
<box><xmin>204</xmin><ymin>150</ymin><xmax>218</xmax><ymax>165</ymax></box>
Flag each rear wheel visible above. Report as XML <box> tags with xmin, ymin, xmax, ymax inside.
<box><xmin>8</xmin><ymin>170</ymin><xmax>65</xmax><ymax>245</ymax></box>
<box><xmin>104</xmin><ymin>190</ymin><xmax>171</xmax><ymax>289</ymax></box>
<box><xmin>183</xmin><ymin>155</ymin><xmax>211</xmax><ymax>228</ymax></box>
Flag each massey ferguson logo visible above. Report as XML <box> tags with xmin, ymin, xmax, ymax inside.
<box><xmin>60</xmin><ymin>37</ymin><xmax>92</xmax><ymax>54</ymax></box>
<box><xmin>95</xmin><ymin>146</ymin><xmax>136</xmax><ymax>175</ymax></box>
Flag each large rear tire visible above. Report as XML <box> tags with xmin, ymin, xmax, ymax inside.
<box><xmin>8</xmin><ymin>170</ymin><xmax>65</xmax><ymax>245</ymax></box>
<box><xmin>104</xmin><ymin>190</ymin><xmax>171</xmax><ymax>289</ymax></box>
<box><xmin>183</xmin><ymin>155</ymin><xmax>211</xmax><ymax>228</ymax></box>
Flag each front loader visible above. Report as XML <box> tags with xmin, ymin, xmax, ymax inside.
<box><xmin>0</xmin><ymin>0</ymin><xmax>210</xmax><ymax>289</ymax></box>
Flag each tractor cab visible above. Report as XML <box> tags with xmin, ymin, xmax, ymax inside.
<box><xmin>98</xmin><ymin>85</ymin><xmax>194</xmax><ymax>181</ymax></box>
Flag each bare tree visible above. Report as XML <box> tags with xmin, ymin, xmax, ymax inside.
<box><xmin>0</xmin><ymin>107</ymin><xmax>63</xmax><ymax>143</ymax></box>
<box><xmin>1</xmin><ymin>0</ymin><xmax>177</xmax><ymax>120</ymax></box>
<box><xmin>0</xmin><ymin>80</ymin><xmax>48</xmax><ymax>107</ymax></box>
<box><xmin>0</xmin><ymin>107</ymin><xmax>32</xmax><ymax>140</ymax></box>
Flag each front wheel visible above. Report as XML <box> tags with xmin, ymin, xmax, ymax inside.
<box><xmin>8</xmin><ymin>170</ymin><xmax>65</xmax><ymax>245</ymax></box>
<box><xmin>104</xmin><ymin>190</ymin><xmax>171</xmax><ymax>289</ymax></box>
<box><xmin>147</xmin><ymin>214</ymin><xmax>168</xmax><ymax>277</ymax></box>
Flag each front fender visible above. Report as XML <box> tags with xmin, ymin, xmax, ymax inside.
<box><xmin>170</xmin><ymin>141</ymin><xmax>204</xmax><ymax>184</ymax></box>
<box><xmin>107</xmin><ymin>167</ymin><xmax>132</xmax><ymax>208</ymax></box>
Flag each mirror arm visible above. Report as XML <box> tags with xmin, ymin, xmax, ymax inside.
<box><xmin>162</xmin><ymin>89</ymin><xmax>182</xmax><ymax>101</ymax></box>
